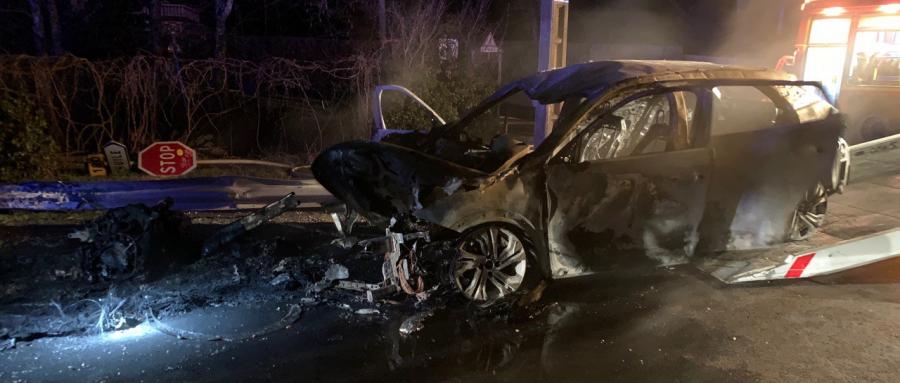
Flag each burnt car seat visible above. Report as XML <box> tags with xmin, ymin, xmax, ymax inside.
<box><xmin>631</xmin><ymin>123</ymin><xmax>673</xmax><ymax>155</ymax></box>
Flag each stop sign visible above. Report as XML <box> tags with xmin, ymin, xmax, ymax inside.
<box><xmin>138</xmin><ymin>141</ymin><xmax>197</xmax><ymax>176</ymax></box>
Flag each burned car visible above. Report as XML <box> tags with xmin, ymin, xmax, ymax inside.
<box><xmin>313</xmin><ymin>60</ymin><xmax>850</xmax><ymax>305</ymax></box>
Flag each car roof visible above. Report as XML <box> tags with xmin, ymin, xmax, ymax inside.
<box><xmin>494</xmin><ymin>60</ymin><xmax>793</xmax><ymax>105</ymax></box>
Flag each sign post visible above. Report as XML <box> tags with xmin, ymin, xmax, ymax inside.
<box><xmin>480</xmin><ymin>32</ymin><xmax>503</xmax><ymax>86</ymax></box>
<box><xmin>480</xmin><ymin>33</ymin><xmax>499</xmax><ymax>53</ymax></box>
<box><xmin>535</xmin><ymin>0</ymin><xmax>569</xmax><ymax>146</ymax></box>
<box><xmin>103</xmin><ymin>141</ymin><xmax>131</xmax><ymax>176</ymax></box>
<box><xmin>138</xmin><ymin>141</ymin><xmax>196</xmax><ymax>177</ymax></box>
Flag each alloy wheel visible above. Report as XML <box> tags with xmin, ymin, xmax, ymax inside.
<box><xmin>453</xmin><ymin>226</ymin><xmax>527</xmax><ymax>303</ymax></box>
<box><xmin>790</xmin><ymin>184</ymin><xmax>827</xmax><ymax>241</ymax></box>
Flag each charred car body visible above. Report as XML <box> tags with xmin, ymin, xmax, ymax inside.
<box><xmin>313</xmin><ymin>60</ymin><xmax>851</xmax><ymax>305</ymax></box>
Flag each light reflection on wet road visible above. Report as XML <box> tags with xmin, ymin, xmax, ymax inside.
<box><xmin>4</xmin><ymin>259</ymin><xmax>900</xmax><ymax>382</ymax></box>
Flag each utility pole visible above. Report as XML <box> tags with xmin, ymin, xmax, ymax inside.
<box><xmin>149</xmin><ymin>0</ymin><xmax>162</xmax><ymax>54</ymax></box>
<box><xmin>45</xmin><ymin>0</ymin><xmax>62</xmax><ymax>55</ymax></box>
<box><xmin>377</xmin><ymin>0</ymin><xmax>386</xmax><ymax>43</ymax></box>
<box><xmin>26</xmin><ymin>0</ymin><xmax>45</xmax><ymax>55</ymax></box>
<box><xmin>534</xmin><ymin>0</ymin><xmax>568</xmax><ymax>146</ymax></box>
<box><xmin>214</xmin><ymin>0</ymin><xmax>234</xmax><ymax>58</ymax></box>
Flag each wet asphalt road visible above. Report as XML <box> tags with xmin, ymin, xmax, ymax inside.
<box><xmin>3</xmin><ymin>258</ymin><xmax>900</xmax><ymax>383</ymax></box>
<box><xmin>2</xmin><ymin>147</ymin><xmax>899</xmax><ymax>382</ymax></box>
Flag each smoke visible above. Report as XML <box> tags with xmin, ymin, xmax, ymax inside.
<box><xmin>569</xmin><ymin>1</ymin><xmax>683</xmax><ymax>47</ymax></box>
<box><xmin>562</xmin><ymin>0</ymin><xmax>804</xmax><ymax>67</ymax></box>
<box><xmin>709</xmin><ymin>0</ymin><xmax>805</xmax><ymax>67</ymax></box>
<box><xmin>376</xmin><ymin>0</ymin><xmax>498</xmax><ymax>127</ymax></box>
<box><xmin>566</xmin><ymin>0</ymin><xmax>685</xmax><ymax>63</ymax></box>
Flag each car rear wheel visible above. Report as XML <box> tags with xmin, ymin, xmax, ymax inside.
<box><xmin>789</xmin><ymin>183</ymin><xmax>828</xmax><ymax>241</ymax></box>
<box><xmin>452</xmin><ymin>225</ymin><xmax>535</xmax><ymax>306</ymax></box>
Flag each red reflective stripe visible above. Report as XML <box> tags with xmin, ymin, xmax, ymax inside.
<box><xmin>785</xmin><ymin>253</ymin><xmax>816</xmax><ymax>278</ymax></box>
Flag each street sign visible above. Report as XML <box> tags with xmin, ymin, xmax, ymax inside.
<box><xmin>138</xmin><ymin>141</ymin><xmax>196</xmax><ymax>177</ymax></box>
<box><xmin>480</xmin><ymin>32</ymin><xmax>499</xmax><ymax>53</ymax></box>
<box><xmin>103</xmin><ymin>141</ymin><xmax>131</xmax><ymax>176</ymax></box>
<box><xmin>439</xmin><ymin>38</ymin><xmax>459</xmax><ymax>61</ymax></box>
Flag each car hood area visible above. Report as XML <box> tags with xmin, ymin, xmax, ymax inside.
<box><xmin>311</xmin><ymin>140</ymin><xmax>492</xmax><ymax>223</ymax></box>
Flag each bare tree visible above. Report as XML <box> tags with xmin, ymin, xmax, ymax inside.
<box><xmin>214</xmin><ymin>0</ymin><xmax>234</xmax><ymax>57</ymax></box>
<box><xmin>26</xmin><ymin>0</ymin><xmax>45</xmax><ymax>55</ymax></box>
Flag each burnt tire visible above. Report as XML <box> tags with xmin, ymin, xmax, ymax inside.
<box><xmin>451</xmin><ymin>224</ymin><xmax>539</xmax><ymax>307</ymax></box>
<box><xmin>789</xmin><ymin>183</ymin><xmax>828</xmax><ymax>241</ymax></box>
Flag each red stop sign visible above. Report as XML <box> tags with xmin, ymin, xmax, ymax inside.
<box><xmin>138</xmin><ymin>141</ymin><xmax>197</xmax><ymax>176</ymax></box>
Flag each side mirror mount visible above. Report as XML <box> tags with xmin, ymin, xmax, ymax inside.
<box><xmin>430</xmin><ymin>117</ymin><xmax>443</xmax><ymax>130</ymax></box>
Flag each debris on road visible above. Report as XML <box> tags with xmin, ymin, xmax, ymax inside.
<box><xmin>354</xmin><ymin>308</ymin><xmax>380</xmax><ymax>315</ymax></box>
<box><xmin>324</xmin><ymin>263</ymin><xmax>349</xmax><ymax>281</ymax></box>
<box><xmin>0</xmin><ymin>193</ymin><xmax>465</xmax><ymax>350</ymax></box>
<box><xmin>399</xmin><ymin>309</ymin><xmax>434</xmax><ymax>336</ymax></box>
<box><xmin>334</xmin><ymin>227</ymin><xmax>433</xmax><ymax>303</ymax></box>
<box><xmin>202</xmin><ymin>193</ymin><xmax>299</xmax><ymax>256</ymax></box>
<box><xmin>0</xmin><ymin>338</ymin><xmax>15</xmax><ymax>351</ymax></box>
<box><xmin>70</xmin><ymin>198</ymin><xmax>190</xmax><ymax>282</ymax></box>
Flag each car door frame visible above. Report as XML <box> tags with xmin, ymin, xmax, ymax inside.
<box><xmin>371</xmin><ymin>85</ymin><xmax>446</xmax><ymax>141</ymax></box>
<box><xmin>692</xmin><ymin>80</ymin><xmax>843</xmax><ymax>250</ymax></box>
<box><xmin>538</xmin><ymin>84</ymin><xmax>715</xmax><ymax>279</ymax></box>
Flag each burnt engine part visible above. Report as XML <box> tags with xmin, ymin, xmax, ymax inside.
<box><xmin>71</xmin><ymin>198</ymin><xmax>191</xmax><ymax>282</ymax></box>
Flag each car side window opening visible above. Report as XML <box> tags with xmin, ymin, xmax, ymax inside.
<box><xmin>710</xmin><ymin>85</ymin><xmax>831</xmax><ymax>137</ymax></box>
<box><xmin>573</xmin><ymin>90</ymin><xmax>698</xmax><ymax>163</ymax></box>
<box><xmin>710</xmin><ymin>85</ymin><xmax>795</xmax><ymax>136</ymax></box>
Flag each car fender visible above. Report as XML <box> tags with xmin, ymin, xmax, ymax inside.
<box><xmin>413</xmin><ymin>174</ymin><xmax>551</xmax><ymax>278</ymax></box>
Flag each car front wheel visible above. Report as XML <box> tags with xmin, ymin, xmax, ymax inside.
<box><xmin>452</xmin><ymin>225</ymin><xmax>534</xmax><ymax>306</ymax></box>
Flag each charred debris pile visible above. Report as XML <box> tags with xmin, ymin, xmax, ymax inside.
<box><xmin>0</xmin><ymin>194</ymin><xmax>487</xmax><ymax>350</ymax></box>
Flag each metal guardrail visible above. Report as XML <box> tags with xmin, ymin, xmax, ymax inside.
<box><xmin>197</xmin><ymin>159</ymin><xmax>293</xmax><ymax>169</ymax></box>
<box><xmin>0</xmin><ymin>176</ymin><xmax>333</xmax><ymax>211</ymax></box>
<box><xmin>849</xmin><ymin>133</ymin><xmax>900</xmax><ymax>156</ymax></box>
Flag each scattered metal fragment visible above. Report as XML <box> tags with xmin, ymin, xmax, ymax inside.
<box><xmin>399</xmin><ymin>309</ymin><xmax>434</xmax><ymax>336</ymax></box>
<box><xmin>334</xmin><ymin>228</ymin><xmax>431</xmax><ymax>303</ymax></box>
<box><xmin>335</xmin><ymin>280</ymin><xmax>397</xmax><ymax>302</ymax></box>
<box><xmin>354</xmin><ymin>308</ymin><xmax>380</xmax><ymax>315</ymax></box>
<box><xmin>0</xmin><ymin>338</ymin><xmax>15</xmax><ymax>351</ymax></box>
<box><xmin>231</xmin><ymin>265</ymin><xmax>243</xmax><ymax>283</ymax></box>
<box><xmin>336</xmin><ymin>280</ymin><xmax>382</xmax><ymax>292</ymax></box>
<box><xmin>269</xmin><ymin>273</ymin><xmax>295</xmax><ymax>288</ymax></box>
<box><xmin>329</xmin><ymin>204</ymin><xmax>360</xmax><ymax>236</ymax></box>
<box><xmin>324</xmin><ymin>263</ymin><xmax>349</xmax><ymax>281</ymax></box>
<box><xmin>202</xmin><ymin>192</ymin><xmax>299</xmax><ymax>256</ymax></box>
<box><xmin>367</xmin><ymin>284</ymin><xmax>400</xmax><ymax>303</ymax></box>
<box><xmin>307</xmin><ymin>263</ymin><xmax>351</xmax><ymax>293</ymax></box>
<box><xmin>330</xmin><ymin>236</ymin><xmax>358</xmax><ymax>249</ymax></box>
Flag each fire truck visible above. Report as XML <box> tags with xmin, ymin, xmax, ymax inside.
<box><xmin>779</xmin><ymin>0</ymin><xmax>900</xmax><ymax>144</ymax></box>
